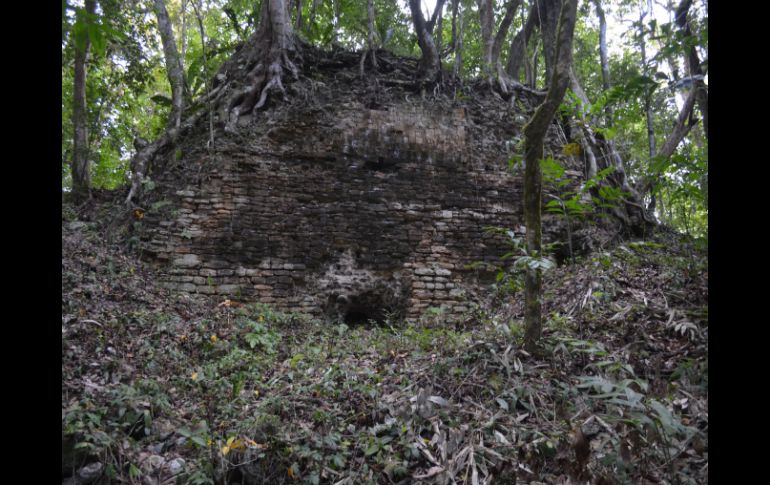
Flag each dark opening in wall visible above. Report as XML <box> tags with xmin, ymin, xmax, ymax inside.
<box><xmin>343</xmin><ymin>290</ymin><xmax>389</xmax><ymax>325</ymax></box>
<box><xmin>326</xmin><ymin>286</ymin><xmax>406</xmax><ymax>325</ymax></box>
<box><xmin>344</xmin><ymin>308</ymin><xmax>381</xmax><ymax>325</ymax></box>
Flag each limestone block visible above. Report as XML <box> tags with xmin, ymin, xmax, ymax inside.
<box><xmin>173</xmin><ymin>254</ymin><xmax>200</xmax><ymax>268</ymax></box>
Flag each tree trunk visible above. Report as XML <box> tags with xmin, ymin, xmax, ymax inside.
<box><xmin>638</xmin><ymin>1</ymin><xmax>657</xmax><ymax>210</ymax></box>
<box><xmin>408</xmin><ymin>0</ymin><xmax>441</xmax><ymax>82</ymax></box>
<box><xmin>492</xmin><ymin>1</ymin><xmax>522</xmax><ymax>68</ymax></box>
<box><xmin>675</xmin><ymin>0</ymin><xmax>707</xmax><ymax>138</ymax></box>
<box><xmin>491</xmin><ymin>0</ymin><xmax>522</xmax><ymax>90</ymax></box>
<box><xmin>592</xmin><ymin>0</ymin><xmax>612</xmax><ymax>122</ymax></box>
<box><xmin>129</xmin><ymin>0</ymin><xmax>298</xmax><ymax>205</ymax></box>
<box><xmin>71</xmin><ymin>0</ymin><xmax>97</xmax><ymax>203</ymax></box>
<box><xmin>506</xmin><ymin>0</ymin><xmax>537</xmax><ymax>82</ymax></box>
<box><xmin>295</xmin><ymin>0</ymin><xmax>303</xmax><ymax>30</ymax></box>
<box><xmin>191</xmin><ymin>1</ymin><xmax>214</xmax><ymax>147</ymax></box>
<box><xmin>478</xmin><ymin>0</ymin><xmax>521</xmax><ymax>91</ymax></box>
<box><xmin>569</xmin><ymin>63</ymin><xmax>655</xmax><ymax>232</ymax></box>
<box><xmin>153</xmin><ymin>0</ymin><xmax>187</xmax><ymax>131</ymax></box>
<box><xmin>477</xmin><ymin>0</ymin><xmax>495</xmax><ymax>73</ymax></box>
<box><xmin>522</xmin><ymin>0</ymin><xmax>578</xmax><ymax>352</ymax></box>
<box><xmin>528</xmin><ymin>39</ymin><xmax>539</xmax><ymax>87</ymax></box>
<box><xmin>637</xmin><ymin>87</ymin><xmax>699</xmax><ymax>203</ymax></box>
<box><xmin>181</xmin><ymin>0</ymin><xmax>188</xmax><ymax>61</ymax></box>
<box><xmin>367</xmin><ymin>0</ymin><xmax>377</xmax><ymax>69</ymax></box>
<box><xmin>535</xmin><ymin>0</ymin><xmax>561</xmax><ymax>85</ymax></box>
<box><xmin>428</xmin><ymin>0</ymin><xmax>447</xmax><ymax>32</ymax></box>
<box><xmin>226</xmin><ymin>0</ymin><xmax>297</xmax><ymax>130</ymax></box>
<box><xmin>658</xmin><ymin>89</ymin><xmax>698</xmax><ymax>160</ymax></box>
<box><xmin>593</xmin><ymin>0</ymin><xmax>609</xmax><ymax>91</ymax></box>
<box><xmin>436</xmin><ymin>5</ymin><xmax>444</xmax><ymax>56</ymax></box>
<box><xmin>453</xmin><ymin>0</ymin><xmax>465</xmax><ymax>78</ymax></box>
<box><xmin>451</xmin><ymin>0</ymin><xmax>458</xmax><ymax>55</ymax></box>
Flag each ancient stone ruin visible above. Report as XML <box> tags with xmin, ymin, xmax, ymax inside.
<box><xmin>137</xmin><ymin>52</ymin><xmax>580</xmax><ymax>324</ymax></box>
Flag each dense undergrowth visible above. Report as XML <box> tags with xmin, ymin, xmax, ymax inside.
<box><xmin>62</xmin><ymin>203</ymin><xmax>707</xmax><ymax>485</ymax></box>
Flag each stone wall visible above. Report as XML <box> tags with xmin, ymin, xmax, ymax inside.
<box><xmin>142</xmin><ymin>102</ymin><xmax>532</xmax><ymax>322</ymax></box>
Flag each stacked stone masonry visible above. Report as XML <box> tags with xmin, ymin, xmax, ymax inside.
<box><xmin>142</xmin><ymin>102</ymin><xmax>528</xmax><ymax>322</ymax></box>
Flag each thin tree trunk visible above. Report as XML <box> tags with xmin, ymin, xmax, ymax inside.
<box><xmin>528</xmin><ymin>39</ymin><xmax>538</xmax><ymax>87</ymax></box>
<box><xmin>478</xmin><ymin>0</ymin><xmax>521</xmax><ymax>90</ymax></box>
<box><xmin>454</xmin><ymin>0</ymin><xmax>464</xmax><ymax>78</ymax></box>
<box><xmin>428</xmin><ymin>0</ymin><xmax>446</xmax><ymax>31</ymax></box>
<box><xmin>639</xmin><ymin>0</ymin><xmax>654</xmax><ymax>146</ymax></box>
<box><xmin>181</xmin><ymin>0</ymin><xmax>188</xmax><ymax>60</ymax></box>
<box><xmin>593</xmin><ymin>0</ymin><xmax>609</xmax><ymax>91</ymax></box>
<box><xmin>507</xmin><ymin>1</ymin><xmax>538</xmax><ymax>81</ymax></box>
<box><xmin>491</xmin><ymin>0</ymin><xmax>522</xmax><ymax>89</ymax></box>
<box><xmin>492</xmin><ymin>1</ymin><xmax>522</xmax><ymax>66</ymax></box>
<box><xmin>224</xmin><ymin>4</ymin><xmax>244</xmax><ymax>39</ymax></box>
<box><xmin>295</xmin><ymin>0</ymin><xmax>303</xmax><ymax>30</ymax></box>
<box><xmin>638</xmin><ymin>0</ymin><xmax>657</xmax><ymax>210</ymax></box>
<box><xmin>637</xmin><ymin>87</ymin><xmax>698</xmax><ymax>199</ymax></box>
<box><xmin>153</xmin><ymin>0</ymin><xmax>187</xmax><ymax>131</ymax></box>
<box><xmin>436</xmin><ymin>6</ymin><xmax>444</xmax><ymax>57</ymax></box>
<box><xmin>675</xmin><ymin>0</ymin><xmax>707</xmax><ymax>138</ymax></box>
<box><xmin>523</xmin><ymin>0</ymin><xmax>578</xmax><ymax>352</ymax></box>
<box><xmin>451</xmin><ymin>0</ymin><xmax>458</xmax><ymax>55</ymax></box>
<box><xmin>71</xmin><ymin>0</ymin><xmax>97</xmax><ymax>202</ymax></box>
<box><xmin>655</xmin><ymin>88</ymin><xmax>698</xmax><ymax>160</ymax></box>
<box><xmin>409</xmin><ymin>0</ymin><xmax>441</xmax><ymax>82</ymax></box>
<box><xmin>535</xmin><ymin>0</ymin><xmax>560</xmax><ymax>85</ymax></box>
<box><xmin>477</xmin><ymin>0</ymin><xmax>495</xmax><ymax>73</ymax></box>
<box><xmin>367</xmin><ymin>0</ymin><xmax>377</xmax><ymax>68</ymax></box>
<box><xmin>191</xmin><ymin>1</ymin><xmax>214</xmax><ymax>147</ymax></box>
<box><xmin>592</xmin><ymin>0</ymin><xmax>612</xmax><ymax>123</ymax></box>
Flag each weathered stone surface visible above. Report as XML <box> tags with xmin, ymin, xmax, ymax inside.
<box><xmin>173</xmin><ymin>254</ymin><xmax>200</xmax><ymax>268</ymax></box>
<box><xmin>76</xmin><ymin>462</ymin><xmax>103</xmax><ymax>484</ymax></box>
<box><xmin>138</xmin><ymin>100</ymin><xmax>560</xmax><ymax>322</ymax></box>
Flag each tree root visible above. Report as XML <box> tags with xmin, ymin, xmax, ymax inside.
<box><xmin>125</xmin><ymin>109</ymin><xmax>206</xmax><ymax>206</ymax></box>
<box><xmin>220</xmin><ymin>0</ymin><xmax>300</xmax><ymax>133</ymax></box>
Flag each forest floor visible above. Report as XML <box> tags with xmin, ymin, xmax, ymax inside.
<box><xmin>62</xmin><ymin>200</ymin><xmax>707</xmax><ymax>485</ymax></box>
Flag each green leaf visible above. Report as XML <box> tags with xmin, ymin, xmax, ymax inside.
<box><xmin>540</xmin><ymin>158</ymin><xmax>565</xmax><ymax>182</ymax></box>
<box><xmin>129</xmin><ymin>464</ymin><xmax>142</xmax><ymax>479</ymax></box>
<box><xmin>143</xmin><ymin>409</ymin><xmax>152</xmax><ymax>430</ymax></box>
<box><xmin>649</xmin><ymin>399</ymin><xmax>681</xmax><ymax>435</ymax></box>
<box><xmin>191</xmin><ymin>436</ymin><xmax>208</xmax><ymax>448</ymax></box>
<box><xmin>150</xmin><ymin>94</ymin><xmax>173</xmax><ymax>106</ymax></box>
<box><xmin>508</xmin><ymin>155</ymin><xmax>522</xmax><ymax>172</ymax></box>
<box><xmin>88</xmin><ymin>23</ymin><xmax>106</xmax><ymax>55</ymax></box>
<box><xmin>289</xmin><ymin>353</ymin><xmax>305</xmax><ymax>369</ymax></box>
<box><xmin>365</xmin><ymin>443</ymin><xmax>380</xmax><ymax>456</ymax></box>
<box><xmin>332</xmin><ymin>454</ymin><xmax>346</xmax><ymax>469</ymax></box>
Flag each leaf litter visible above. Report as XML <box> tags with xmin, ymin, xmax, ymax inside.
<box><xmin>63</xmin><ymin>206</ymin><xmax>706</xmax><ymax>484</ymax></box>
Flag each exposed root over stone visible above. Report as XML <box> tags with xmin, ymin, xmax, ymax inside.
<box><xmin>223</xmin><ymin>0</ymin><xmax>299</xmax><ymax>133</ymax></box>
<box><xmin>126</xmin><ymin>22</ymin><xmax>653</xmax><ymax>240</ymax></box>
